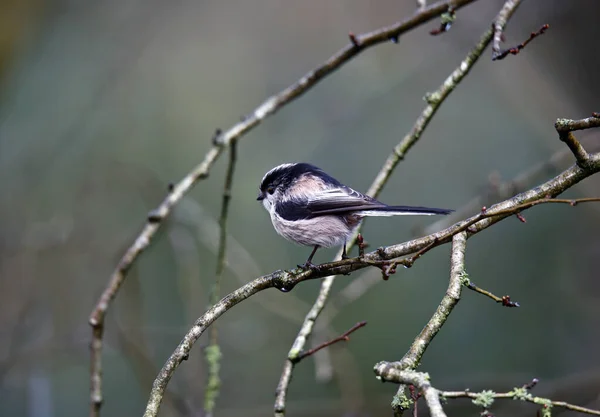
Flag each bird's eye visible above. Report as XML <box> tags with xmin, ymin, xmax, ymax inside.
<box><xmin>267</xmin><ymin>187</ymin><xmax>275</xmax><ymax>195</ymax></box>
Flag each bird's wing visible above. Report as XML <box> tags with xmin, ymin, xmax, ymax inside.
<box><xmin>306</xmin><ymin>187</ymin><xmax>386</xmax><ymax>215</ymax></box>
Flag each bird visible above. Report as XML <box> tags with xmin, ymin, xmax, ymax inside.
<box><xmin>257</xmin><ymin>162</ymin><xmax>452</xmax><ymax>269</ymax></box>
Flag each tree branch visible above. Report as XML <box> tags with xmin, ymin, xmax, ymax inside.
<box><xmin>374</xmin><ymin>370</ymin><xmax>600</xmax><ymax>417</ymax></box>
<box><xmin>440</xmin><ymin>387</ymin><xmax>600</xmax><ymax>416</ymax></box>
<box><xmin>87</xmin><ymin>1</ymin><xmax>481</xmax><ymax>414</ymax></box>
<box><xmin>492</xmin><ymin>23</ymin><xmax>549</xmax><ymax>61</ymax></box>
<box><xmin>460</xmin><ymin>271</ymin><xmax>520</xmax><ymax>307</ymax></box>
<box><xmin>294</xmin><ymin>321</ymin><xmax>367</xmax><ymax>363</ymax></box>
<box><xmin>204</xmin><ymin>142</ymin><xmax>238</xmax><ymax>417</ymax></box>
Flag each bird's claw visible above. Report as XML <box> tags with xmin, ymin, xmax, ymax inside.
<box><xmin>297</xmin><ymin>262</ymin><xmax>321</xmax><ymax>272</ymax></box>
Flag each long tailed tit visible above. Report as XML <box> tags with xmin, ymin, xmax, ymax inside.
<box><xmin>257</xmin><ymin>163</ymin><xmax>452</xmax><ymax>269</ymax></box>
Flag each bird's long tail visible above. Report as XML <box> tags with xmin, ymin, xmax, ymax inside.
<box><xmin>358</xmin><ymin>205</ymin><xmax>453</xmax><ymax>217</ymax></box>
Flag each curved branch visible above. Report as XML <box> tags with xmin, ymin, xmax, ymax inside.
<box><xmin>204</xmin><ymin>142</ymin><xmax>238</xmax><ymax>417</ymax></box>
<box><xmin>374</xmin><ymin>370</ymin><xmax>600</xmax><ymax>417</ymax></box>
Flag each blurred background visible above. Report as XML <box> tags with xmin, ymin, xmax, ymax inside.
<box><xmin>1</xmin><ymin>1</ymin><xmax>600</xmax><ymax>416</ymax></box>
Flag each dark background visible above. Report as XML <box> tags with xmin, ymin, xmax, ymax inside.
<box><xmin>1</xmin><ymin>1</ymin><xmax>599</xmax><ymax>416</ymax></box>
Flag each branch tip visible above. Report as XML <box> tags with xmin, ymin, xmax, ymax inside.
<box><xmin>294</xmin><ymin>321</ymin><xmax>367</xmax><ymax>363</ymax></box>
<box><xmin>493</xmin><ymin>23</ymin><xmax>549</xmax><ymax>61</ymax></box>
<box><xmin>515</xmin><ymin>212</ymin><xmax>527</xmax><ymax>223</ymax></box>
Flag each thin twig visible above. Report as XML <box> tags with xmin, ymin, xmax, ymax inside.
<box><xmin>376</xmin><ymin>371</ymin><xmax>600</xmax><ymax>417</ymax></box>
<box><xmin>143</xmin><ymin>133</ymin><xmax>600</xmax><ymax>417</ymax></box>
<box><xmin>88</xmin><ymin>1</ymin><xmax>480</xmax><ymax>414</ymax></box>
<box><xmin>204</xmin><ymin>142</ymin><xmax>238</xmax><ymax>417</ymax></box>
<box><xmin>493</xmin><ymin>23</ymin><xmax>549</xmax><ymax>61</ymax></box>
<box><xmin>294</xmin><ymin>321</ymin><xmax>367</xmax><ymax>363</ymax></box>
<box><xmin>459</xmin><ymin>271</ymin><xmax>520</xmax><ymax>307</ymax></box>
<box><xmin>491</xmin><ymin>0</ymin><xmax>523</xmax><ymax>60</ymax></box>
<box><xmin>274</xmin><ymin>4</ymin><xmax>499</xmax><ymax>414</ymax></box>
<box><xmin>409</xmin><ymin>385</ymin><xmax>421</xmax><ymax>417</ymax></box>
<box><xmin>440</xmin><ymin>380</ymin><xmax>600</xmax><ymax>416</ymax></box>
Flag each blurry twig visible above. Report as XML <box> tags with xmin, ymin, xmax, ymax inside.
<box><xmin>88</xmin><ymin>1</ymin><xmax>480</xmax><ymax>414</ymax></box>
<box><xmin>293</xmin><ymin>321</ymin><xmax>367</xmax><ymax>363</ymax></box>
<box><xmin>493</xmin><ymin>23</ymin><xmax>550</xmax><ymax>61</ymax></box>
<box><xmin>204</xmin><ymin>142</ymin><xmax>238</xmax><ymax>417</ymax></box>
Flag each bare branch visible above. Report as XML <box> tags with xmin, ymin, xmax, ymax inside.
<box><xmin>440</xmin><ymin>379</ymin><xmax>600</xmax><ymax>416</ymax></box>
<box><xmin>493</xmin><ymin>23</ymin><xmax>549</xmax><ymax>61</ymax></box>
<box><xmin>294</xmin><ymin>321</ymin><xmax>367</xmax><ymax>363</ymax></box>
<box><xmin>374</xmin><ymin>371</ymin><xmax>600</xmax><ymax>417</ymax></box>
<box><xmin>460</xmin><ymin>271</ymin><xmax>520</xmax><ymax>307</ymax></box>
<box><xmin>88</xmin><ymin>1</ymin><xmax>482</xmax><ymax>414</ymax></box>
<box><xmin>204</xmin><ymin>142</ymin><xmax>238</xmax><ymax>417</ymax></box>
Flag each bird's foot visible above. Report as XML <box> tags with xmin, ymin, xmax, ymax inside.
<box><xmin>297</xmin><ymin>261</ymin><xmax>321</xmax><ymax>272</ymax></box>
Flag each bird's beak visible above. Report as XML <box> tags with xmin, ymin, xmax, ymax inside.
<box><xmin>257</xmin><ymin>192</ymin><xmax>265</xmax><ymax>201</ymax></box>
